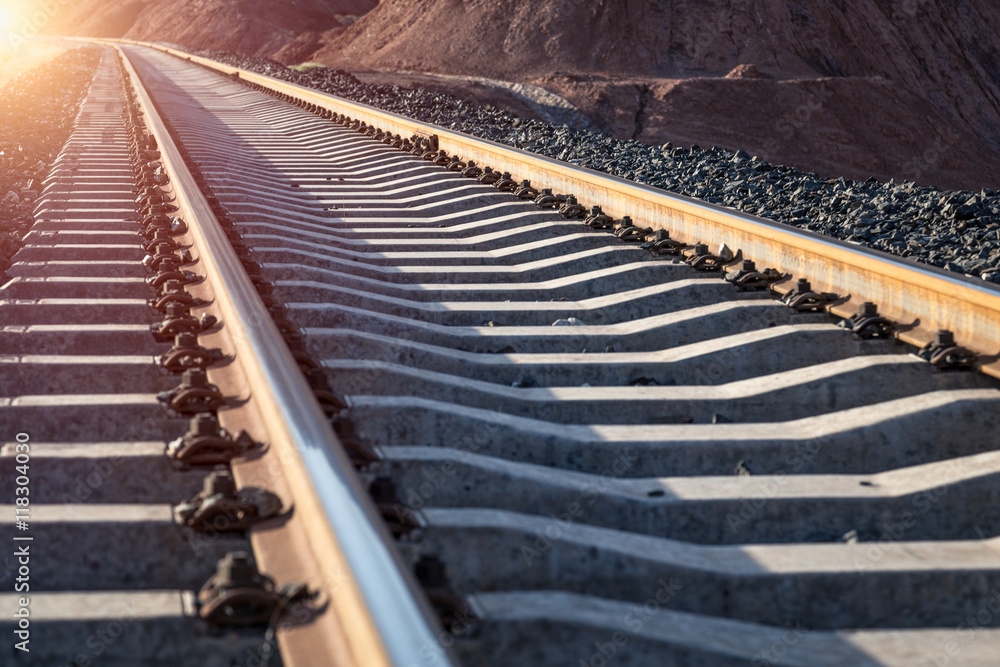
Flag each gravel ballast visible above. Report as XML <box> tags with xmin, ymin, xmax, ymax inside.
<box><xmin>177</xmin><ymin>46</ymin><xmax>1000</xmax><ymax>285</ymax></box>
<box><xmin>0</xmin><ymin>46</ymin><xmax>102</xmax><ymax>277</ymax></box>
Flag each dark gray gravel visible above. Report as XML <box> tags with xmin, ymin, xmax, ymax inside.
<box><xmin>0</xmin><ymin>46</ymin><xmax>102</xmax><ymax>278</ymax></box>
<box><xmin>174</xmin><ymin>46</ymin><xmax>1000</xmax><ymax>285</ymax></box>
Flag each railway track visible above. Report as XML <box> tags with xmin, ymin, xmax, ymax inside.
<box><xmin>3</xmin><ymin>41</ymin><xmax>1000</xmax><ymax>666</ymax></box>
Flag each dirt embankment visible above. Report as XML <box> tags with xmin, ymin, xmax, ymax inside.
<box><xmin>300</xmin><ymin>0</ymin><xmax>1000</xmax><ymax>191</ymax></box>
<box><xmin>38</xmin><ymin>0</ymin><xmax>1000</xmax><ymax>190</ymax></box>
<box><xmin>45</xmin><ymin>0</ymin><xmax>375</xmax><ymax>58</ymax></box>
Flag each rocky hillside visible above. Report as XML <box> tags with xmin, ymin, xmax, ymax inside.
<box><xmin>303</xmin><ymin>0</ymin><xmax>1000</xmax><ymax>191</ymax></box>
<box><xmin>45</xmin><ymin>0</ymin><xmax>375</xmax><ymax>57</ymax></box>
<box><xmin>38</xmin><ymin>0</ymin><xmax>1000</xmax><ymax>190</ymax></box>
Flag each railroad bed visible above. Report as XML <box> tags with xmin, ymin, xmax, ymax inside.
<box><xmin>0</xmin><ymin>52</ymin><xmax>267</xmax><ymax>665</ymax></box>
<box><xmin>3</xmin><ymin>42</ymin><xmax>1000</xmax><ymax>666</ymax></box>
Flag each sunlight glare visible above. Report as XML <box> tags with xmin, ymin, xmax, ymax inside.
<box><xmin>0</xmin><ymin>2</ymin><xmax>19</xmax><ymax>37</ymax></box>
<box><xmin>0</xmin><ymin>2</ymin><xmax>72</xmax><ymax>86</ymax></box>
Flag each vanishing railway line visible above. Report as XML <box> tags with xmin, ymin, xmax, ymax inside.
<box><xmin>1</xmin><ymin>41</ymin><xmax>1000</xmax><ymax>666</ymax></box>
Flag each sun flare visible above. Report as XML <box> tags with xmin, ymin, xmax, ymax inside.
<box><xmin>0</xmin><ymin>1</ymin><xmax>72</xmax><ymax>85</ymax></box>
<box><xmin>0</xmin><ymin>2</ymin><xmax>20</xmax><ymax>36</ymax></box>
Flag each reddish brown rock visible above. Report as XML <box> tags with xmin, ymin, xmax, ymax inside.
<box><xmin>42</xmin><ymin>0</ymin><xmax>1000</xmax><ymax>190</ymax></box>
<box><xmin>306</xmin><ymin>0</ymin><xmax>1000</xmax><ymax>190</ymax></box>
<box><xmin>725</xmin><ymin>64</ymin><xmax>767</xmax><ymax>80</ymax></box>
<box><xmin>46</xmin><ymin>0</ymin><xmax>375</xmax><ymax>58</ymax></box>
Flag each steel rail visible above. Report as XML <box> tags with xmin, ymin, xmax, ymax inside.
<box><xmin>116</xmin><ymin>44</ymin><xmax>453</xmax><ymax>667</ymax></box>
<box><xmin>111</xmin><ymin>39</ymin><xmax>1000</xmax><ymax>378</ymax></box>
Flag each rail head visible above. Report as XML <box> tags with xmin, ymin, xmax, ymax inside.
<box><xmin>115</xmin><ymin>43</ymin><xmax>454</xmax><ymax>667</ymax></box>
<box><xmin>109</xmin><ymin>38</ymin><xmax>1000</xmax><ymax>379</ymax></box>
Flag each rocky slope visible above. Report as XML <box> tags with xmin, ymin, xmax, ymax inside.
<box><xmin>39</xmin><ymin>0</ymin><xmax>1000</xmax><ymax>189</ymax></box>
<box><xmin>301</xmin><ymin>0</ymin><xmax>1000</xmax><ymax>191</ymax></box>
<box><xmin>45</xmin><ymin>0</ymin><xmax>375</xmax><ymax>57</ymax></box>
